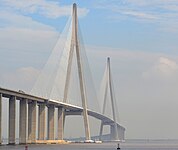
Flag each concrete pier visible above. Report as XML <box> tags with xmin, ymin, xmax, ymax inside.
<box><xmin>117</xmin><ymin>125</ymin><xmax>125</xmax><ymax>140</ymax></box>
<box><xmin>9</xmin><ymin>96</ymin><xmax>16</xmax><ymax>145</ymax></box>
<box><xmin>19</xmin><ymin>99</ymin><xmax>28</xmax><ymax>144</ymax></box>
<box><xmin>38</xmin><ymin>103</ymin><xmax>46</xmax><ymax>140</ymax></box>
<box><xmin>28</xmin><ymin>101</ymin><xmax>37</xmax><ymax>143</ymax></box>
<box><xmin>58</xmin><ymin>107</ymin><xmax>63</xmax><ymax>140</ymax></box>
<box><xmin>110</xmin><ymin>124</ymin><xmax>117</xmax><ymax>141</ymax></box>
<box><xmin>99</xmin><ymin>122</ymin><xmax>104</xmax><ymax>140</ymax></box>
<box><xmin>48</xmin><ymin>105</ymin><xmax>55</xmax><ymax>140</ymax></box>
<box><xmin>0</xmin><ymin>93</ymin><xmax>2</xmax><ymax>144</ymax></box>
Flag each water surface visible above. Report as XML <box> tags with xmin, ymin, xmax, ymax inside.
<box><xmin>0</xmin><ymin>140</ymin><xmax>178</xmax><ymax>150</ymax></box>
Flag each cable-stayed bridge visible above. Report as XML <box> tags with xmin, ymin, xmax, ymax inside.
<box><xmin>0</xmin><ymin>3</ymin><xmax>125</xmax><ymax>144</ymax></box>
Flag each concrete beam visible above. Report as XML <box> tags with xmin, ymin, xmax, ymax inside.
<box><xmin>48</xmin><ymin>105</ymin><xmax>55</xmax><ymax>140</ymax></box>
<box><xmin>19</xmin><ymin>99</ymin><xmax>28</xmax><ymax>144</ymax></box>
<box><xmin>0</xmin><ymin>87</ymin><xmax>45</xmax><ymax>102</ymax></box>
<box><xmin>38</xmin><ymin>104</ymin><xmax>46</xmax><ymax>140</ymax></box>
<box><xmin>0</xmin><ymin>93</ymin><xmax>2</xmax><ymax>144</ymax></box>
<box><xmin>9</xmin><ymin>96</ymin><xmax>16</xmax><ymax>145</ymax></box>
<box><xmin>28</xmin><ymin>101</ymin><xmax>37</xmax><ymax>143</ymax></box>
<box><xmin>58</xmin><ymin>107</ymin><xmax>63</xmax><ymax>140</ymax></box>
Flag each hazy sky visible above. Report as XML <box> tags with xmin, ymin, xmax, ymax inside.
<box><xmin>1</xmin><ymin>0</ymin><xmax>178</xmax><ymax>139</ymax></box>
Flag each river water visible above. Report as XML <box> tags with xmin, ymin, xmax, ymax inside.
<box><xmin>0</xmin><ymin>140</ymin><xmax>178</xmax><ymax>150</ymax></box>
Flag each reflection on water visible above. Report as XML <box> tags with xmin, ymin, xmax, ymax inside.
<box><xmin>0</xmin><ymin>140</ymin><xmax>178</xmax><ymax>150</ymax></box>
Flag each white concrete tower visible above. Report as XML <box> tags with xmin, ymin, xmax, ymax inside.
<box><xmin>63</xmin><ymin>3</ymin><xmax>91</xmax><ymax>140</ymax></box>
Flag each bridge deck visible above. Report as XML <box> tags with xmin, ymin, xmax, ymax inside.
<box><xmin>0</xmin><ymin>87</ymin><xmax>125</xmax><ymax>129</ymax></box>
<box><xmin>0</xmin><ymin>87</ymin><xmax>125</xmax><ymax>144</ymax></box>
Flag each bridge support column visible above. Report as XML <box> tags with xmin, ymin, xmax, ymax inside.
<box><xmin>117</xmin><ymin>125</ymin><xmax>125</xmax><ymax>141</ymax></box>
<box><xmin>58</xmin><ymin>107</ymin><xmax>63</xmax><ymax>140</ymax></box>
<box><xmin>9</xmin><ymin>96</ymin><xmax>16</xmax><ymax>145</ymax></box>
<box><xmin>19</xmin><ymin>99</ymin><xmax>28</xmax><ymax>144</ymax></box>
<box><xmin>38</xmin><ymin>103</ymin><xmax>46</xmax><ymax>140</ymax></box>
<box><xmin>48</xmin><ymin>105</ymin><xmax>55</xmax><ymax>140</ymax></box>
<box><xmin>110</xmin><ymin>124</ymin><xmax>118</xmax><ymax>141</ymax></box>
<box><xmin>99</xmin><ymin>122</ymin><xmax>104</xmax><ymax>140</ymax></box>
<box><xmin>28</xmin><ymin>101</ymin><xmax>37</xmax><ymax>143</ymax></box>
<box><xmin>0</xmin><ymin>93</ymin><xmax>2</xmax><ymax>144</ymax></box>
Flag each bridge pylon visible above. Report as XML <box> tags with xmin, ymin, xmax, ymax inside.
<box><xmin>99</xmin><ymin>57</ymin><xmax>119</xmax><ymax>141</ymax></box>
<box><xmin>63</xmin><ymin>3</ymin><xmax>91</xmax><ymax>141</ymax></box>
